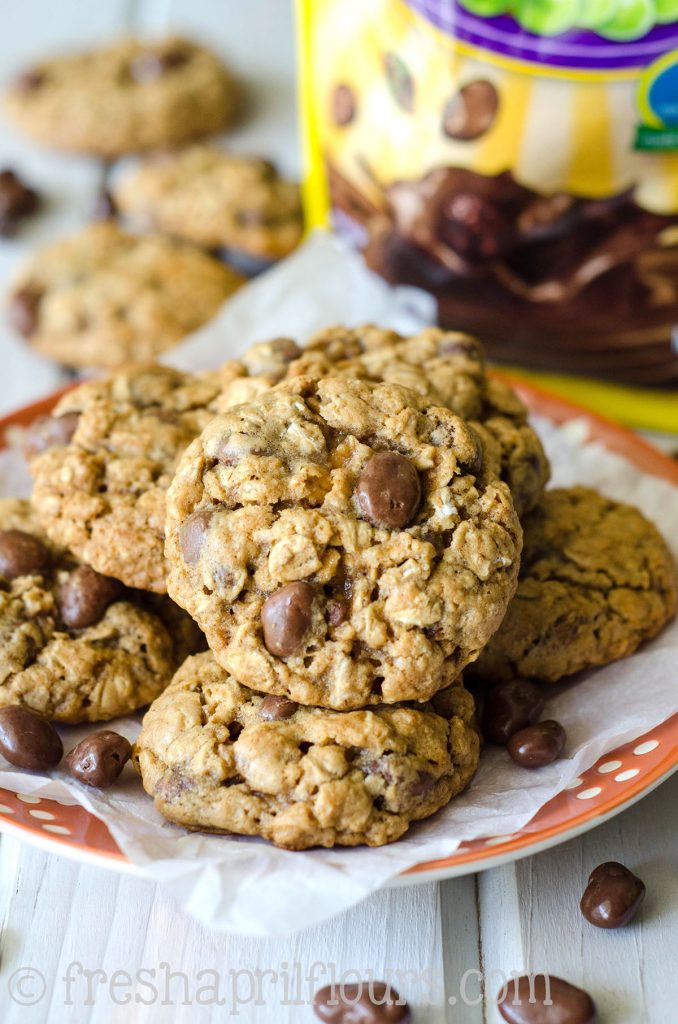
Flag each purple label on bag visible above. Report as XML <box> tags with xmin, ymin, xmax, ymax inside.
<box><xmin>406</xmin><ymin>0</ymin><xmax>678</xmax><ymax>72</ymax></box>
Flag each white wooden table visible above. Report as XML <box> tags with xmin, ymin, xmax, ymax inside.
<box><xmin>0</xmin><ymin>3</ymin><xmax>677</xmax><ymax>1022</ymax></box>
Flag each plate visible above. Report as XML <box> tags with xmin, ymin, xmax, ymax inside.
<box><xmin>1</xmin><ymin>378</ymin><xmax>677</xmax><ymax>882</ymax></box>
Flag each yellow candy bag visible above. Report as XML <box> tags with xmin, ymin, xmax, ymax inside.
<box><xmin>297</xmin><ymin>0</ymin><xmax>678</xmax><ymax>429</ymax></box>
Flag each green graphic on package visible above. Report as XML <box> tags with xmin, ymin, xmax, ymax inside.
<box><xmin>458</xmin><ymin>0</ymin><xmax>678</xmax><ymax>39</ymax></box>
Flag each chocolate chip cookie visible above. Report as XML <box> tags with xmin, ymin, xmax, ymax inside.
<box><xmin>165</xmin><ymin>376</ymin><xmax>522</xmax><ymax>709</ymax></box>
<box><xmin>7</xmin><ymin>222</ymin><xmax>243</xmax><ymax>370</ymax></box>
<box><xmin>218</xmin><ymin>326</ymin><xmax>550</xmax><ymax>516</ymax></box>
<box><xmin>114</xmin><ymin>146</ymin><xmax>303</xmax><ymax>260</ymax></box>
<box><xmin>28</xmin><ymin>365</ymin><xmax>224</xmax><ymax>593</ymax></box>
<box><xmin>134</xmin><ymin>651</ymin><xmax>480</xmax><ymax>849</ymax></box>
<box><xmin>0</xmin><ymin>499</ymin><xmax>199</xmax><ymax>723</ymax></box>
<box><xmin>472</xmin><ymin>487</ymin><xmax>677</xmax><ymax>684</ymax></box>
<box><xmin>4</xmin><ymin>36</ymin><xmax>238</xmax><ymax>156</ymax></box>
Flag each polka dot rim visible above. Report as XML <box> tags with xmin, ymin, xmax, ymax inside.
<box><xmin>634</xmin><ymin>740</ymin><xmax>659</xmax><ymax>756</ymax></box>
<box><xmin>615</xmin><ymin>769</ymin><xmax>640</xmax><ymax>782</ymax></box>
<box><xmin>598</xmin><ymin>761</ymin><xmax>622</xmax><ymax>774</ymax></box>
<box><xmin>577</xmin><ymin>787</ymin><xmax>603</xmax><ymax>801</ymax></box>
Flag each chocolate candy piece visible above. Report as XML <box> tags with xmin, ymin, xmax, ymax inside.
<box><xmin>7</xmin><ymin>285</ymin><xmax>42</xmax><ymax>337</ymax></box>
<box><xmin>0</xmin><ymin>529</ymin><xmax>50</xmax><ymax>580</ymax></box>
<box><xmin>24</xmin><ymin>412</ymin><xmax>80</xmax><ymax>461</ymax></box>
<box><xmin>0</xmin><ymin>706</ymin><xmax>63</xmax><ymax>771</ymax></box>
<box><xmin>261</xmin><ymin>581</ymin><xmax>315</xmax><ymax>657</ymax></box>
<box><xmin>384</xmin><ymin>52</ymin><xmax>414</xmax><ymax>113</ymax></box>
<box><xmin>92</xmin><ymin>188</ymin><xmax>117</xmax><ymax>221</ymax></box>
<box><xmin>442</xmin><ymin>80</ymin><xmax>499</xmax><ymax>141</ymax></box>
<box><xmin>507</xmin><ymin>720</ymin><xmax>565</xmax><ymax>768</ymax></box>
<box><xmin>327</xmin><ymin>598</ymin><xmax>350</xmax><ymax>626</ymax></box>
<box><xmin>0</xmin><ymin>169</ymin><xmax>41</xmax><ymax>236</ymax></box>
<box><xmin>313</xmin><ymin>982</ymin><xmax>410</xmax><ymax>1023</ymax></box>
<box><xmin>498</xmin><ymin>975</ymin><xmax>595</xmax><ymax>1024</ymax></box>
<box><xmin>437</xmin><ymin>192</ymin><xmax>509</xmax><ymax>260</ymax></box>
<box><xmin>332</xmin><ymin>83</ymin><xmax>357</xmax><ymax>126</ymax></box>
<box><xmin>482</xmin><ymin>679</ymin><xmax>545</xmax><ymax>745</ymax></box>
<box><xmin>59</xmin><ymin>566</ymin><xmax>123</xmax><ymax>629</ymax></box>
<box><xmin>580</xmin><ymin>862</ymin><xmax>645</xmax><ymax>929</ymax></box>
<box><xmin>180</xmin><ymin>509</ymin><xmax>214</xmax><ymax>565</ymax></box>
<box><xmin>14</xmin><ymin>69</ymin><xmax>46</xmax><ymax>92</ymax></box>
<box><xmin>130</xmin><ymin>47</ymin><xmax>188</xmax><ymax>83</ymax></box>
<box><xmin>259</xmin><ymin>695</ymin><xmax>299</xmax><ymax>721</ymax></box>
<box><xmin>66</xmin><ymin>731</ymin><xmax>132</xmax><ymax>788</ymax></box>
<box><xmin>355</xmin><ymin>453</ymin><xmax>421</xmax><ymax>529</ymax></box>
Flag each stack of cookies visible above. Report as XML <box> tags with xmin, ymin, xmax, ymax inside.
<box><xmin>3</xmin><ymin>326</ymin><xmax>674</xmax><ymax>852</ymax></box>
<box><xmin>2</xmin><ymin>36</ymin><xmax>304</xmax><ymax>371</ymax></box>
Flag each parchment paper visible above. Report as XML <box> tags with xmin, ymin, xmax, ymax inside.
<box><xmin>1</xmin><ymin>233</ymin><xmax>677</xmax><ymax>936</ymax></box>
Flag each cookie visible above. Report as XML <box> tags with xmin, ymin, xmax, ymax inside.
<box><xmin>28</xmin><ymin>365</ymin><xmax>225</xmax><ymax>594</ymax></box>
<box><xmin>218</xmin><ymin>326</ymin><xmax>550</xmax><ymax>516</ymax></box>
<box><xmin>114</xmin><ymin>146</ymin><xmax>303</xmax><ymax>260</ymax></box>
<box><xmin>133</xmin><ymin>651</ymin><xmax>480</xmax><ymax>849</ymax></box>
<box><xmin>472</xmin><ymin>487</ymin><xmax>678</xmax><ymax>684</ymax></box>
<box><xmin>0</xmin><ymin>499</ymin><xmax>201</xmax><ymax>723</ymax></box>
<box><xmin>165</xmin><ymin>376</ymin><xmax>522</xmax><ymax>709</ymax></box>
<box><xmin>7</xmin><ymin>222</ymin><xmax>243</xmax><ymax>370</ymax></box>
<box><xmin>4</xmin><ymin>36</ymin><xmax>238</xmax><ymax>156</ymax></box>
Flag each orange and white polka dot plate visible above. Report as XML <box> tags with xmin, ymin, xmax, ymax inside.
<box><xmin>0</xmin><ymin>378</ymin><xmax>677</xmax><ymax>881</ymax></box>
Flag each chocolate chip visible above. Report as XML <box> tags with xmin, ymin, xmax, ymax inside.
<box><xmin>355</xmin><ymin>452</ymin><xmax>421</xmax><ymax>529</ymax></box>
<box><xmin>498</xmin><ymin>975</ymin><xmax>595</xmax><ymax>1024</ymax></box>
<box><xmin>437</xmin><ymin>192</ymin><xmax>509</xmax><ymax>260</ymax></box>
<box><xmin>23</xmin><ymin>412</ymin><xmax>79</xmax><ymax>461</ymax></box>
<box><xmin>269</xmin><ymin>336</ymin><xmax>302</xmax><ymax>362</ymax></box>
<box><xmin>259</xmin><ymin>695</ymin><xmax>299</xmax><ymax>721</ymax></box>
<box><xmin>332</xmin><ymin>83</ymin><xmax>356</xmax><ymax>126</ymax></box>
<box><xmin>464</xmin><ymin>427</ymin><xmax>484</xmax><ymax>478</ymax></box>
<box><xmin>0</xmin><ymin>529</ymin><xmax>50</xmax><ymax>580</ymax></box>
<box><xmin>442</xmin><ymin>80</ymin><xmax>499</xmax><ymax>141</ymax></box>
<box><xmin>0</xmin><ymin>169</ymin><xmax>40</xmax><ymax>236</ymax></box>
<box><xmin>92</xmin><ymin>188</ymin><xmax>117</xmax><ymax>221</ymax></box>
<box><xmin>580</xmin><ymin>862</ymin><xmax>645</xmax><ymax>929</ymax></box>
<box><xmin>179</xmin><ymin>509</ymin><xmax>214</xmax><ymax>565</ymax></box>
<box><xmin>482</xmin><ymin>680</ymin><xmax>545</xmax><ymax>746</ymax></box>
<box><xmin>0</xmin><ymin>706</ymin><xmax>63</xmax><ymax>771</ymax></box>
<box><xmin>66</xmin><ymin>730</ymin><xmax>132</xmax><ymax>788</ymax></box>
<box><xmin>129</xmin><ymin>47</ymin><xmax>188</xmax><ymax>83</ymax></box>
<box><xmin>438</xmin><ymin>334</ymin><xmax>484</xmax><ymax>360</ymax></box>
<box><xmin>14</xmin><ymin>69</ymin><xmax>46</xmax><ymax>93</ymax></box>
<box><xmin>327</xmin><ymin>598</ymin><xmax>350</xmax><ymax>626</ymax></box>
<box><xmin>384</xmin><ymin>52</ymin><xmax>414</xmax><ymax>113</ymax></box>
<box><xmin>409</xmin><ymin>770</ymin><xmax>435</xmax><ymax>797</ymax></box>
<box><xmin>58</xmin><ymin>566</ymin><xmax>123</xmax><ymax>629</ymax></box>
<box><xmin>261</xmin><ymin>581</ymin><xmax>315</xmax><ymax>657</ymax></box>
<box><xmin>507</xmin><ymin>720</ymin><xmax>566</xmax><ymax>768</ymax></box>
<box><xmin>8</xmin><ymin>286</ymin><xmax>42</xmax><ymax>337</ymax></box>
<box><xmin>313</xmin><ymin>982</ymin><xmax>410</xmax><ymax>1022</ymax></box>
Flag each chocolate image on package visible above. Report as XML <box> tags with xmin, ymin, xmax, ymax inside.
<box><xmin>299</xmin><ymin>0</ymin><xmax>678</xmax><ymax>395</ymax></box>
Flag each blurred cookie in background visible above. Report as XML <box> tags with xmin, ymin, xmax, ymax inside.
<box><xmin>4</xmin><ymin>36</ymin><xmax>240</xmax><ymax>156</ymax></box>
<box><xmin>114</xmin><ymin>146</ymin><xmax>303</xmax><ymax>270</ymax></box>
<box><xmin>6</xmin><ymin>221</ymin><xmax>244</xmax><ymax>369</ymax></box>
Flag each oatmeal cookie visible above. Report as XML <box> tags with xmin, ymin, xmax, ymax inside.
<box><xmin>217</xmin><ymin>326</ymin><xmax>550</xmax><ymax>516</ymax></box>
<box><xmin>0</xmin><ymin>499</ymin><xmax>198</xmax><ymax>723</ymax></box>
<box><xmin>134</xmin><ymin>651</ymin><xmax>480</xmax><ymax>849</ymax></box>
<box><xmin>7</xmin><ymin>222</ymin><xmax>243</xmax><ymax>369</ymax></box>
<box><xmin>28</xmin><ymin>365</ymin><xmax>224</xmax><ymax>593</ymax></box>
<box><xmin>4</xmin><ymin>36</ymin><xmax>238</xmax><ymax>156</ymax></box>
<box><xmin>115</xmin><ymin>146</ymin><xmax>303</xmax><ymax>260</ymax></box>
<box><xmin>472</xmin><ymin>487</ymin><xmax>677</xmax><ymax>683</ymax></box>
<box><xmin>166</xmin><ymin>376</ymin><xmax>522</xmax><ymax>709</ymax></box>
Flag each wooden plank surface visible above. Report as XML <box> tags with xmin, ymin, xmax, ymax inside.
<box><xmin>0</xmin><ymin>3</ymin><xmax>677</xmax><ymax>1023</ymax></box>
